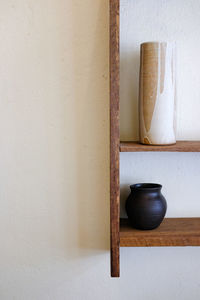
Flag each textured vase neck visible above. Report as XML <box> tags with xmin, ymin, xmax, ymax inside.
<box><xmin>130</xmin><ymin>183</ymin><xmax>162</xmax><ymax>193</ymax></box>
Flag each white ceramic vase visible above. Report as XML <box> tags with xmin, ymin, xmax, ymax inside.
<box><xmin>139</xmin><ymin>42</ymin><xmax>176</xmax><ymax>145</ymax></box>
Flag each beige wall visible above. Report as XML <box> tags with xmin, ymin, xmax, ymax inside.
<box><xmin>0</xmin><ymin>1</ymin><xmax>110</xmax><ymax>299</ymax></box>
<box><xmin>1</xmin><ymin>0</ymin><xmax>200</xmax><ymax>299</ymax></box>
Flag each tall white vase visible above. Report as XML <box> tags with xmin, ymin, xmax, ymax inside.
<box><xmin>139</xmin><ymin>42</ymin><xmax>176</xmax><ymax>145</ymax></box>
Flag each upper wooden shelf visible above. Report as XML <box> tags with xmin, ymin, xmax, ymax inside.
<box><xmin>120</xmin><ymin>141</ymin><xmax>200</xmax><ymax>152</ymax></box>
<box><xmin>120</xmin><ymin>218</ymin><xmax>200</xmax><ymax>247</ymax></box>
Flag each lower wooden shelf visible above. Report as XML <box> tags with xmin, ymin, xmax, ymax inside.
<box><xmin>120</xmin><ymin>218</ymin><xmax>200</xmax><ymax>247</ymax></box>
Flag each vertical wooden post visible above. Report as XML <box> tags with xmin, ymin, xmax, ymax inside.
<box><xmin>110</xmin><ymin>0</ymin><xmax>120</xmax><ymax>277</ymax></box>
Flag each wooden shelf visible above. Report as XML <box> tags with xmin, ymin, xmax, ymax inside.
<box><xmin>120</xmin><ymin>141</ymin><xmax>200</xmax><ymax>152</ymax></box>
<box><xmin>120</xmin><ymin>218</ymin><xmax>200</xmax><ymax>247</ymax></box>
<box><xmin>110</xmin><ymin>0</ymin><xmax>200</xmax><ymax>278</ymax></box>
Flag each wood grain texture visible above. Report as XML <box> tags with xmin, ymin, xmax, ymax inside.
<box><xmin>120</xmin><ymin>218</ymin><xmax>200</xmax><ymax>247</ymax></box>
<box><xmin>120</xmin><ymin>141</ymin><xmax>200</xmax><ymax>152</ymax></box>
<box><xmin>110</xmin><ymin>0</ymin><xmax>120</xmax><ymax>278</ymax></box>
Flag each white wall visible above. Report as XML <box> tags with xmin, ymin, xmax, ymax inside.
<box><xmin>120</xmin><ymin>0</ymin><xmax>200</xmax><ymax>141</ymax></box>
<box><xmin>120</xmin><ymin>1</ymin><xmax>200</xmax><ymax>216</ymax></box>
<box><xmin>120</xmin><ymin>1</ymin><xmax>200</xmax><ymax>299</ymax></box>
<box><xmin>0</xmin><ymin>0</ymin><xmax>200</xmax><ymax>299</ymax></box>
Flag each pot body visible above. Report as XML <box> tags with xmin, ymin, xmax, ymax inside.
<box><xmin>125</xmin><ymin>183</ymin><xmax>167</xmax><ymax>230</ymax></box>
<box><xmin>139</xmin><ymin>42</ymin><xmax>176</xmax><ymax>145</ymax></box>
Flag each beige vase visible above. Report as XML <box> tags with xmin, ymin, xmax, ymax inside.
<box><xmin>139</xmin><ymin>42</ymin><xmax>176</xmax><ymax>145</ymax></box>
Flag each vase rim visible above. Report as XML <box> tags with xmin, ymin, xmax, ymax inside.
<box><xmin>141</xmin><ymin>41</ymin><xmax>175</xmax><ymax>45</ymax></box>
<box><xmin>130</xmin><ymin>183</ymin><xmax>162</xmax><ymax>191</ymax></box>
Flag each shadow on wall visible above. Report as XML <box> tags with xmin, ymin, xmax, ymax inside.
<box><xmin>120</xmin><ymin>50</ymin><xmax>140</xmax><ymax>141</ymax></box>
<box><xmin>120</xmin><ymin>184</ymin><xmax>130</xmax><ymax>218</ymax></box>
<box><xmin>120</xmin><ymin>49</ymin><xmax>140</xmax><ymax>217</ymax></box>
<box><xmin>66</xmin><ymin>0</ymin><xmax>110</xmax><ymax>258</ymax></box>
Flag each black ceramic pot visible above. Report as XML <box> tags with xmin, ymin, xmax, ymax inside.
<box><xmin>125</xmin><ymin>183</ymin><xmax>167</xmax><ymax>230</ymax></box>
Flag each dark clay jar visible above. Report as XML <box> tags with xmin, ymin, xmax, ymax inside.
<box><xmin>125</xmin><ymin>183</ymin><xmax>167</xmax><ymax>230</ymax></box>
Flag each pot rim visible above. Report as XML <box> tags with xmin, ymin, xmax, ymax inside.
<box><xmin>130</xmin><ymin>183</ymin><xmax>162</xmax><ymax>191</ymax></box>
